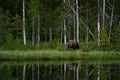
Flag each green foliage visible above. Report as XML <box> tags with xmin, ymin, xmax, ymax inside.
<box><xmin>0</xmin><ymin>7</ymin><xmax>6</xmax><ymax>44</ymax></box>
<box><xmin>114</xmin><ymin>22</ymin><xmax>120</xmax><ymax>42</ymax></box>
<box><xmin>10</xmin><ymin>14</ymin><xmax>22</xmax><ymax>39</ymax></box>
<box><xmin>27</xmin><ymin>0</ymin><xmax>41</xmax><ymax>17</ymax></box>
<box><xmin>100</xmin><ymin>27</ymin><xmax>109</xmax><ymax>46</ymax></box>
<box><xmin>113</xmin><ymin>22</ymin><xmax>120</xmax><ymax>49</ymax></box>
<box><xmin>35</xmin><ymin>39</ymin><xmax>66</xmax><ymax>51</ymax></box>
<box><xmin>2</xmin><ymin>33</ymin><xmax>15</xmax><ymax>49</ymax></box>
<box><xmin>1</xmin><ymin>33</ymin><xmax>23</xmax><ymax>50</ymax></box>
<box><xmin>6</xmin><ymin>33</ymin><xmax>14</xmax><ymax>44</ymax></box>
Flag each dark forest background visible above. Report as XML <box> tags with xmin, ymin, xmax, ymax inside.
<box><xmin>0</xmin><ymin>0</ymin><xmax>120</xmax><ymax>50</ymax></box>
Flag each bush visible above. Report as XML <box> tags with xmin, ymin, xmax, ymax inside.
<box><xmin>39</xmin><ymin>39</ymin><xmax>67</xmax><ymax>50</ymax></box>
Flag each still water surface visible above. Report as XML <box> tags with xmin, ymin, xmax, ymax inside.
<box><xmin>0</xmin><ymin>60</ymin><xmax>120</xmax><ymax>80</ymax></box>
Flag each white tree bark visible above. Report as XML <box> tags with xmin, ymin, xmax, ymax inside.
<box><xmin>76</xmin><ymin>0</ymin><xmax>79</xmax><ymax>43</ymax></box>
<box><xmin>64</xmin><ymin>0</ymin><xmax>67</xmax><ymax>45</ymax></box>
<box><xmin>23</xmin><ymin>0</ymin><xmax>26</xmax><ymax>45</ymax></box>
<box><xmin>38</xmin><ymin>14</ymin><xmax>40</xmax><ymax>46</ymax></box>
<box><xmin>98</xmin><ymin>0</ymin><xmax>100</xmax><ymax>46</ymax></box>
<box><xmin>64</xmin><ymin>19</ymin><xmax>67</xmax><ymax>45</ymax></box>
<box><xmin>102</xmin><ymin>0</ymin><xmax>106</xmax><ymax>28</ymax></box>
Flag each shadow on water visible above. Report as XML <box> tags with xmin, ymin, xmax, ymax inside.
<box><xmin>0</xmin><ymin>60</ymin><xmax>120</xmax><ymax>80</ymax></box>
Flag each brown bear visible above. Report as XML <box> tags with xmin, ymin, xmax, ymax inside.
<box><xmin>67</xmin><ymin>40</ymin><xmax>80</xmax><ymax>50</ymax></box>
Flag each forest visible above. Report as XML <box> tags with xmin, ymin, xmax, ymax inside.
<box><xmin>0</xmin><ymin>0</ymin><xmax>120</xmax><ymax>51</ymax></box>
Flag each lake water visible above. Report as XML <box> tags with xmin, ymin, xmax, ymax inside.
<box><xmin>0</xmin><ymin>60</ymin><xmax>120</xmax><ymax>80</ymax></box>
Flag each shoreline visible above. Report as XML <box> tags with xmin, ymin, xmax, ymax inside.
<box><xmin>0</xmin><ymin>50</ymin><xmax>120</xmax><ymax>61</ymax></box>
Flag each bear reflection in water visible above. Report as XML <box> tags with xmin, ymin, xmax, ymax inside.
<box><xmin>68</xmin><ymin>63</ymin><xmax>77</xmax><ymax>70</ymax></box>
<box><xmin>67</xmin><ymin>40</ymin><xmax>80</xmax><ymax>50</ymax></box>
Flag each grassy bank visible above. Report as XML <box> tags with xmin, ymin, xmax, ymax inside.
<box><xmin>0</xmin><ymin>50</ymin><xmax>120</xmax><ymax>61</ymax></box>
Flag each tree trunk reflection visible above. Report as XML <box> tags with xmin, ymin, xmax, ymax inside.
<box><xmin>32</xmin><ymin>64</ymin><xmax>34</xmax><ymax>80</ymax></box>
<box><xmin>38</xmin><ymin>65</ymin><xmax>39</xmax><ymax>80</ymax></box>
<box><xmin>64</xmin><ymin>64</ymin><xmax>66</xmax><ymax>80</ymax></box>
<box><xmin>23</xmin><ymin>64</ymin><xmax>26</xmax><ymax>80</ymax></box>
<box><xmin>97</xmin><ymin>64</ymin><xmax>100</xmax><ymax>80</ymax></box>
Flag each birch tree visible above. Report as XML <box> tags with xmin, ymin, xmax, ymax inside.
<box><xmin>23</xmin><ymin>0</ymin><xmax>26</xmax><ymax>45</ymax></box>
<box><xmin>97</xmin><ymin>0</ymin><xmax>100</xmax><ymax>46</ymax></box>
<box><xmin>76</xmin><ymin>0</ymin><xmax>79</xmax><ymax>43</ymax></box>
<box><xmin>102</xmin><ymin>0</ymin><xmax>105</xmax><ymax>28</ymax></box>
<box><xmin>63</xmin><ymin>0</ymin><xmax>67</xmax><ymax>45</ymax></box>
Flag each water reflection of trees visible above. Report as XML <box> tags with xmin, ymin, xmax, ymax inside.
<box><xmin>0</xmin><ymin>62</ymin><xmax>120</xmax><ymax>80</ymax></box>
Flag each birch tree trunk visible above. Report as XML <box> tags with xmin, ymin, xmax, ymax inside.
<box><xmin>64</xmin><ymin>20</ymin><xmax>67</xmax><ymax>45</ymax></box>
<box><xmin>98</xmin><ymin>0</ymin><xmax>100</xmax><ymax>46</ymax></box>
<box><xmin>32</xmin><ymin>17</ymin><xmax>35</xmax><ymax>46</ymax></box>
<box><xmin>102</xmin><ymin>0</ymin><xmax>105</xmax><ymax>28</ymax></box>
<box><xmin>23</xmin><ymin>0</ymin><xmax>26</xmax><ymax>45</ymax></box>
<box><xmin>108</xmin><ymin>0</ymin><xmax>114</xmax><ymax>42</ymax></box>
<box><xmin>38</xmin><ymin>14</ymin><xmax>40</xmax><ymax>46</ymax></box>
<box><xmin>76</xmin><ymin>0</ymin><xmax>79</xmax><ymax>43</ymax></box>
<box><xmin>63</xmin><ymin>0</ymin><xmax>67</xmax><ymax>45</ymax></box>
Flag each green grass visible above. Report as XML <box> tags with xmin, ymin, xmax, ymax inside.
<box><xmin>0</xmin><ymin>50</ymin><xmax>120</xmax><ymax>61</ymax></box>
